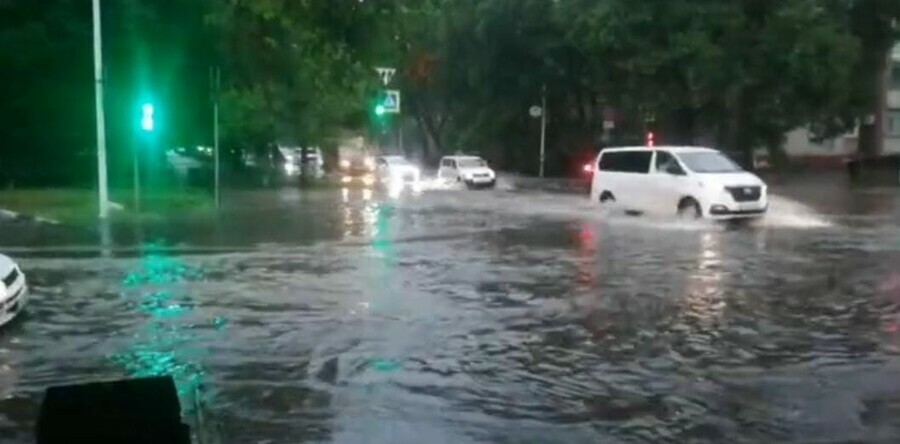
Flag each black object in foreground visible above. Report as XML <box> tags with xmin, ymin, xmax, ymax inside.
<box><xmin>36</xmin><ymin>376</ymin><xmax>191</xmax><ymax>444</ymax></box>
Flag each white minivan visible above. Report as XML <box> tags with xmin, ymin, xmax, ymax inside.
<box><xmin>438</xmin><ymin>155</ymin><xmax>496</xmax><ymax>189</ymax></box>
<box><xmin>590</xmin><ymin>146</ymin><xmax>768</xmax><ymax>219</ymax></box>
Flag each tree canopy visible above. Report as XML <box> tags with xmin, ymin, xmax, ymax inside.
<box><xmin>0</xmin><ymin>0</ymin><xmax>897</xmax><ymax>184</ymax></box>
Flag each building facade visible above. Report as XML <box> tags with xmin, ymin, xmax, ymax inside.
<box><xmin>781</xmin><ymin>44</ymin><xmax>900</xmax><ymax>165</ymax></box>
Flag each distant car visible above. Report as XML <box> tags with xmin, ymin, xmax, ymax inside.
<box><xmin>0</xmin><ymin>254</ymin><xmax>27</xmax><ymax>327</ymax></box>
<box><xmin>437</xmin><ymin>155</ymin><xmax>496</xmax><ymax>189</ymax></box>
<box><xmin>590</xmin><ymin>146</ymin><xmax>768</xmax><ymax>219</ymax></box>
<box><xmin>279</xmin><ymin>146</ymin><xmax>325</xmax><ymax>179</ymax></box>
<box><xmin>375</xmin><ymin>155</ymin><xmax>421</xmax><ymax>188</ymax></box>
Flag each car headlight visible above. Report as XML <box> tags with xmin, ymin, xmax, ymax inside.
<box><xmin>364</xmin><ymin>157</ymin><xmax>375</xmax><ymax>169</ymax></box>
<box><xmin>339</xmin><ymin>159</ymin><xmax>350</xmax><ymax>169</ymax></box>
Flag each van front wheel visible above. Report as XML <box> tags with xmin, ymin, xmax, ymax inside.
<box><xmin>677</xmin><ymin>198</ymin><xmax>702</xmax><ymax>219</ymax></box>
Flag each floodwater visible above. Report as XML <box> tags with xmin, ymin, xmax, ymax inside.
<box><xmin>2</xmin><ymin>177</ymin><xmax>900</xmax><ymax>443</ymax></box>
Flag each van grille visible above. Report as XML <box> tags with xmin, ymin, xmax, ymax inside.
<box><xmin>726</xmin><ymin>186</ymin><xmax>761</xmax><ymax>202</ymax></box>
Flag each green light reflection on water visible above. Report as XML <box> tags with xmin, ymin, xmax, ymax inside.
<box><xmin>368</xmin><ymin>204</ymin><xmax>404</xmax><ymax>374</ymax></box>
<box><xmin>111</xmin><ymin>242</ymin><xmax>224</xmax><ymax>415</ymax></box>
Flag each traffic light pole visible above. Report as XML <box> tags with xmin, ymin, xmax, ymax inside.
<box><xmin>212</xmin><ymin>67</ymin><xmax>221</xmax><ymax>208</ymax></box>
<box><xmin>133</xmin><ymin>138</ymin><xmax>141</xmax><ymax>214</ymax></box>
<box><xmin>92</xmin><ymin>0</ymin><xmax>110</xmax><ymax>219</ymax></box>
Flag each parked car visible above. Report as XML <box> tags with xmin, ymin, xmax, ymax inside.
<box><xmin>0</xmin><ymin>254</ymin><xmax>27</xmax><ymax>327</ymax></box>
<box><xmin>589</xmin><ymin>146</ymin><xmax>768</xmax><ymax>219</ymax></box>
<box><xmin>375</xmin><ymin>155</ymin><xmax>421</xmax><ymax>189</ymax></box>
<box><xmin>437</xmin><ymin>155</ymin><xmax>496</xmax><ymax>189</ymax></box>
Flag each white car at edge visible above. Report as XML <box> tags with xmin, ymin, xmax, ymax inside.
<box><xmin>0</xmin><ymin>254</ymin><xmax>27</xmax><ymax>327</ymax></box>
<box><xmin>437</xmin><ymin>155</ymin><xmax>496</xmax><ymax>189</ymax></box>
<box><xmin>375</xmin><ymin>155</ymin><xmax>421</xmax><ymax>189</ymax></box>
<box><xmin>590</xmin><ymin>146</ymin><xmax>768</xmax><ymax>219</ymax></box>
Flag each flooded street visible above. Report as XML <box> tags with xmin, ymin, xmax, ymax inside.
<box><xmin>2</xmin><ymin>178</ymin><xmax>900</xmax><ymax>443</ymax></box>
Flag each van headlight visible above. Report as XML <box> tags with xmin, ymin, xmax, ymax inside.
<box><xmin>364</xmin><ymin>157</ymin><xmax>375</xmax><ymax>170</ymax></box>
<box><xmin>339</xmin><ymin>159</ymin><xmax>350</xmax><ymax>169</ymax></box>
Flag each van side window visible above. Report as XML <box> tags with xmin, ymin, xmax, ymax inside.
<box><xmin>655</xmin><ymin>151</ymin><xmax>684</xmax><ymax>175</ymax></box>
<box><xmin>598</xmin><ymin>151</ymin><xmax>652</xmax><ymax>174</ymax></box>
<box><xmin>440</xmin><ymin>159</ymin><xmax>454</xmax><ymax>168</ymax></box>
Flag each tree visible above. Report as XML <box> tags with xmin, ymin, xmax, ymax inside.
<box><xmin>845</xmin><ymin>0</ymin><xmax>900</xmax><ymax>156</ymax></box>
<box><xmin>206</xmin><ymin>0</ymin><xmax>385</xmax><ymax>152</ymax></box>
<box><xmin>572</xmin><ymin>0</ymin><xmax>860</xmax><ymax>166</ymax></box>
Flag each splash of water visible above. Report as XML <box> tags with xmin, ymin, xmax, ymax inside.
<box><xmin>758</xmin><ymin>195</ymin><xmax>832</xmax><ymax>228</ymax></box>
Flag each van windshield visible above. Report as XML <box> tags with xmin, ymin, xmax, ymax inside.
<box><xmin>458</xmin><ymin>158</ymin><xmax>487</xmax><ymax>168</ymax></box>
<box><xmin>678</xmin><ymin>152</ymin><xmax>742</xmax><ymax>173</ymax></box>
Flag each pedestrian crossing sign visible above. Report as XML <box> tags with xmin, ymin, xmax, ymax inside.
<box><xmin>383</xmin><ymin>90</ymin><xmax>400</xmax><ymax>114</ymax></box>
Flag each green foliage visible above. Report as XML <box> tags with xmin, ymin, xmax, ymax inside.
<box><xmin>387</xmin><ymin>0</ymin><xmax>874</xmax><ymax>168</ymax></box>
<box><xmin>206</xmin><ymin>0</ymin><xmax>385</xmax><ymax>151</ymax></box>
<box><xmin>0</xmin><ymin>0</ymin><xmax>898</xmax><ymax>184</ymax></box>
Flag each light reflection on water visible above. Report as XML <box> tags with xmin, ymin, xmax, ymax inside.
<box><xmin>684</xmin><ymin>231</ymin><xmax>726</xmax><ymax>325</ymax></box>
<box><xmin>111</xmin><ymin>243</ymin><xmax>226</xmax><ymax>437</ymax></box>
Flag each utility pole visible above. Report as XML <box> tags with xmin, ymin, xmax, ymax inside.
<box><xmin>92</xmin><ymin>0</ymin><xmax>109</xmax><ymax>218</ymax></box>
<box><xmin>212</xmin><ymin>67</ymin><xmax>221</xmax><ymax>208</ymax></box>
<box><xmin>539</xmin><ymin>84</ymin><xmax>547</xmax><ymax>178</ymax></box>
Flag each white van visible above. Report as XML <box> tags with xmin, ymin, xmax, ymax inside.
<box><xmin>590</xmin><ymin>146</ymin><xmax>767</xmax><ymax>219</ymax></box>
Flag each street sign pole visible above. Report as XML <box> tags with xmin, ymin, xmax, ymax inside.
<box><xmin>92</xmin><ymin>0</ymin><xmax>109</xmax><ymax>219</ymax></box>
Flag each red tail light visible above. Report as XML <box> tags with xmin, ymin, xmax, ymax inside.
<box><xmin>582</xmin><ymin>163</ymin><xmax>593</xmax><ymax>173</ymax></box>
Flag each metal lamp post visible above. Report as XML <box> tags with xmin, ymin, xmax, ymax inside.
<box><xmin>92</xmin><ymin>0</ymin><xmax>109</xmax><ymax>218</ymax></box>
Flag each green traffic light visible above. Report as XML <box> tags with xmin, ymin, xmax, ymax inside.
<box><xmin>375</xmin><ymin>104</ymin><xmax>386</xmax><ymax>116</ymax></box>
<box><xmin>141</xmin><ymin>102</ymin><xmax>155</xmax><ymax>132</ymax></box>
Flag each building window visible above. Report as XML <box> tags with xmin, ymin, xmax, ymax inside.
<box><xmin>888</xmin><ymin>110</ymin><xmax>900</xmax><ymax>138</ymax></box>
<box><xmin>893</xmin><ymin>62</ymin><xmax>900</xmax><ymax>90</ymax></box>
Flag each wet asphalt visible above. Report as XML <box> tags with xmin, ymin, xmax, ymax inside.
<box><xmin>1</xmin><ymin>175</ymin><xmax>900</xmax><ymax>443</ymax></box>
